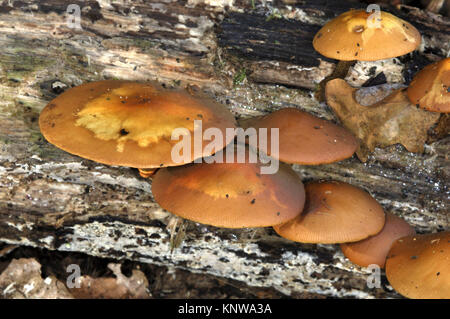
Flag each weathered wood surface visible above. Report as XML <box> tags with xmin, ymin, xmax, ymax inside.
<box><xmin>0</xmin><ymin>0</ymin><xmax>448</xmax><ymax>298</ymax></box>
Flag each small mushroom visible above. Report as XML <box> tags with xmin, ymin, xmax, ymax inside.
<box><xmin>239</xmin><ymin>108</ymin><xmax>359</xmax><ymax>165</ymax></box>
<box><xmin>407</xmin><ymin>57</ymin><xmax>450</xmax><ymax>113</ymax></box>
<box><xmin>385</xmin><ymin>232</ymin><xmax>449</xmax><ymax>299</ymax></box>
<box><xmin>313</xmin><ymin>9</ymin><xmax>421</xmax><ymax>61</ymax></box>
<box><xmin>39</xmin><ymin>80</ymin><xmax>237</xmax><ymax>177</ymax></box>
<box><xmin>340</xmin><ymin>212</ymin><xmax>415</xmax><ymax>268</ymax></box>
<box><xmin>151</xmin><ymin>144</ymin><xmax>305</xmax><ymax>228</ymax></box>
<box><xmin>273</xmin><ymin>181</ymin><xmax>385</xmax><ymax>244</ymax></box>
<box><xmin>313</xmin><ymin>9</ymin><xmax>421</xmax><ymax>101</ymax></box>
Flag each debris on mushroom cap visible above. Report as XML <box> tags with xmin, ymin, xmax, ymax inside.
<box><xmin>325</xmin><ymin>78</ymin><xmax>440</xmax><ymax>162</ymax></box>
<box><xmin>151</xmin><ymin>144</ymin><xmax>305</xmax><ymax>228</ymax></box>
<box><xmin>39</xmin><ymin>80</ymin><xmax>237</xmax><ymax>168</ymax></box>
<box><xmin>340</xmin><ymin>212</ymin><xmax>415</xmax><ymax>268</ymax></box>
<box><xmin>239</xmin><ymin>108</ymin><xmax>359</xmax><ymax>165</ymax></box>
<box><xmin>313</xmin><ymin>9</ymin><xmax>421</xmax><ymax>61</ymax></box>
<box><xmin>385</xmin><ymin>232</ymin><xmax>450</xmax><ymax>299</ymax></box>
<box><xmin>407</xmin><ymin>58</ymin><xmax>450</xmax><ymax>113</ymax></box>
<box><xmin>273</xmin><ymin>181</ymin><xmax>385</xmax><ymax>244</ymax></box>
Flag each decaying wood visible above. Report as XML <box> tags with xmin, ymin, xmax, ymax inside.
<box><xmin>0</xmin><ymin>0</ymin><xmax>448</xmax><ymax>298</ymax></box>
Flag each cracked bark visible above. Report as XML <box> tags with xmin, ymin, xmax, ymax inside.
<box><xmin>0</xmin><ymin>0</ymin><xmax>448</xmax><ymax>298</ymax></box>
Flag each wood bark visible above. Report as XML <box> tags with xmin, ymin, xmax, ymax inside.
<box><xmin>0</xmin><ymin>0</ymin><xmax>448</xmax><ymax>298</ymax></box>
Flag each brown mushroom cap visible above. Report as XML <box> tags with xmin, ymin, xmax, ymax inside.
<box><xmin>151</xmin><ymin>144</ymin><xmax>305</xmax><ymax>228</ymax></box>
<box><xmin>313</xmin><ymin>9</ymin><xmax>421</xmax><ymax>61</ymax></box>
<box><xmin>340</xmin><ymin>212</ymin><xmax>415</xmax><ymax>268</ymax></box>
<box><xmin>385</xmin><ymin>232</ymin><xmax>450</xmax><ymax>299</ymax></box>
<box><xmin>273</xmin><ymin>181</ymin><xmax>385</xmax><ymax>244</ymax></box>
<box><xmin>240</xmin><ymin>108</ymin><xmax>359</xmax><ymax>165</ymax></box>
<box><xmin>39</xmin><ymin>80</ymin><xmax>237</xmax><ymax>168</ymax></box>
<box><xmin>406</xmin><ymin>58</ymin><xmax>450</xmax><ymax>113</ymax></box>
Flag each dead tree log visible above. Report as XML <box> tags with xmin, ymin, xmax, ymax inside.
<box><xmin>0</xmin><ymin>0</ymin><xmax>448</xmax><ymax>298</ymax></box>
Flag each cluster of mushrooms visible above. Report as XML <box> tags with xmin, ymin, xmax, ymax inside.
<box><xmin>38</xmin><ymin>9</ymin><xmax>448</xmax><ymax>299</ymax></box>
<box><xmin>315</xmin><ymin>9</ymin><xmax>449</xmax><ymax>113</ymax></box>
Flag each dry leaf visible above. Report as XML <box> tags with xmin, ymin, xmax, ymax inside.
<box><xmin>0</xmin><ymin>258</ymin><xmax>73</xmax><ymax>299</ymax></box>
<box><xmin>325</xmin><ymin>79</ymin><xmax>441</xmax><ymax>161</ymax></box>
<box><xmin>69</xmin><ymin>263</ymin><xmax>150</xmax><ymax>299</ymax></box>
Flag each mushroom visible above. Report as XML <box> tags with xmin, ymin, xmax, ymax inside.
<box><xmin>385</xmin><ymin>231</ymin><xmax>449</xmax><ymax>299</ymax></box>
<box><xmin>406</xmin><ymin>57</ymin><xmax>450</xmax><ymax>113</ymax></box>
<box><xmin>340</xmin><ymin>212</ymin><xmax>415</xmax><ymax>268</ymax></box>
<box><xmin>273</xmin><ymin>181</ymin><xmax>385</xmax><ymax>244</ymax></box>
<box><xmin>239</xmin><ymin>108</ymin><xmax>359</xmax><ymax>165</ymax></box>
<box><xmin>39</xmin><ymin>80</ymin><xmax>237</xmax><ymax>177</ymax></box>
<box><xmin>313</xmin><ymin>9</ymin><xmax>421</xmax><ymax>100</ymax></box>
<box><xmin>151</xmin><ymin>144</ymin><xmax>305</xmax><ymax>228</ymax></box>
<box><xmin>313</xmin><ymin>9</ymin><xmax>421</xmax><ymax>61</ymax></box>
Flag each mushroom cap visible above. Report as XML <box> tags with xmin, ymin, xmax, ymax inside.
<box><xmin>39</xmin><ymin>80</ymin><xmax>237</xmax><ymax>168</ymax></box>
<box><xmin>151</xmin><ymin>144</ymin><xmax>305</xmax><ymax>228</ymax></box>
<box><xmin>406</xmin><ymin>58</ymin><xmax>450</xmax><ymax>113</ymax></box>
<box><xmin>313</xmin><ymin>9</ymin><xmax>421</xmax><ymax>61</ymax></box>
<box><xmin>240</xmin><ymin>108</ymin><xmax>359</xmax><ymax>165</ymax></box>
<box><xmin>385</xmin><ymin>232</ymin><xmax>450</xmax><ymax>299</ymax></box>
<box><xmin>340</xmin><ymin>212</ymin><xmax>415</xmax><ymax>268</ymax></box>
<box><xmin>273</xmin><ymin>181</ymin><xmax>385</xmax><ymax>244</ymax></box>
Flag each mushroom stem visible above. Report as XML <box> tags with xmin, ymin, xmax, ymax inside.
<box><xmin>424</xmin><ymin>0</ymin><xmax>445</xmax><ymax>13</ymax></box>
<box><xmin>138</xmin><ymin>168</ymin><xmax>158</xmax><ymax>178</ymax></box>
<box><xmin>315</xmin><ymin>60</ymin><xmax>355</xmax><ymax>102</ymax></box>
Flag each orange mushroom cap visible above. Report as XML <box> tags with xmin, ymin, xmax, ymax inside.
<box><xmin>406</xmin><ymin>58</ymin><xmax>450</xmax><ymax>113</ymax></box>
<box><xmin>385</xmin><ymin>232</ymin><xmax>450</xmax><ymax>299</ymax></box>
<box><xmin>151</xmin><ymin>144</ymin><xmax>305</xmax><ymax>228</ymax></box>
<box><xmin>340</xmin><ymin>212</ymin><xmax>415</xmax><ymax>268</ymax></box>
<box><xmin>273</xmin><ymin>181</ymin><xmax>385</xmax><ymax>244</ymax></box>
<box><xmin>313</xmin><ymin>9</ymin><xmax>421</xmax><ymax>61</ymax></box>
<box><xmin>240</xmin><ymin>108</ymin><xmax>359</xmax><ymax>165</ymax></box>
<box><xmin>39</xmin><ymin>80</ymin><xmax>237</xmax><ymax>168</ymax></box>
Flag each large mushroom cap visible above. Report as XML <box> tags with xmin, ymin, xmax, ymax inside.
<box><xmin>313</xmin><ymin>9</ymin><xmax>421</xmax><ymax>61</ymax></box>
<box><xmin>39</xmin><ymin>80</ymin><xmax>237</xmax><ymax>168</ymax></box>
<box><xmin>341</xmin><ymin>212</ymin><xmax>415</xmax><ymax>268</ymax></box>
<box><xmin>385</xmin><ymin>232</ymin><xmax>450</xmax><ymax>299</ymax></box>
<box><xmin>406</xmin><ymin>58</ymin><xmax>450</xmax><ymax>113</ymax></box>
<box><xmin>273</xmin><ymin>181</ymin><xmax>385</xmax><ymax>244</ymax></box>
<box><xmin>240</xmin><ymin>108</ymin><xmax>359</xmax><ymax>165</ymax></box>
<box><xmin>151</xmin><ymin>144</ymin><xmax>305</xmax><ymax>228</ymax></box>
